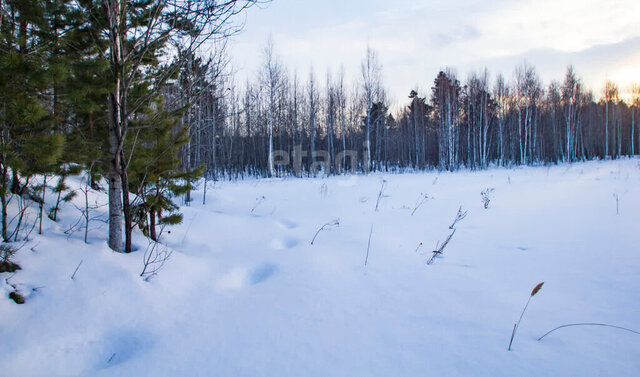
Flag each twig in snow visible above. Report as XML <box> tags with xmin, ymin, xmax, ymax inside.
<box><xmin>411</xmin><ymin>193</ymin><xmax>429</xmax><ymax>216</ymax></box>
<box><xmin>612</xmin><ymin>190</ymin><xmax>628</xmax><ymax>215</ymax></box>
<box><xmin>449</xmin><ymin>206</ymin><xmax>468</xmax><ymax>229</ymax></box>
<box><xmin>5</xmin><ymin>272</ymin><xmax>17</xmax><ymax>284</ymax></box>
<box><xmin>320</xmin><ymin>183</ymin><xmax>328</xmax><ymax>198</ymax></box>
<box><xmin>375</xmin><ymin>180</ymin><xmax>388</xmax><ymax>212</ymax></box>
<box><xmin>508</xmin><ymin>282</ymin><xmax>544</xmax><ymax>351</ymax></box>
<box><xmin>364</xmin><ymin>225</ymin><xmax>373</xmax><ymax>266</ymax></box>
<box><xmin>310</xmin><ymin>219</ymin><xmax>340</xmax><ymax>245</ymax></box>
<box><xmin>107</xmin><ymin>353</ymin><xmax>117</xmax><ymax>363</ymax></box>
<box><xmin>65</xmin><ymin>177</ymin><xmax>108</xmax><ymax>243</ymax></box>
<box><xmin>71</xmin><ymin>259</ymin><xmax>83</xmax><ymax>280</ymax></box>
<box><xmin>30</xmin><ymin>242</ymin><xmax>40</xmax><ymax>253</ymax></box>
<box><xmin>415</xmin><ymin>242</ymin><xmax>423</xmax><ymax>253</ymax></box>
<box><xmin>180</xmin><ymin>215</ymin><xmax>197</xmax><ymax>247</ymax></box>
<box><xmin>538</xmin><ymin>323</ymin><xmax>640</xmax><ymax>341</ymax></box>
<box><xmin>251</xmin><ymin>196</ymin><xmax>266</xmax><ymax>213</ymax></box>
<box><xmin>481</xmin><ymin>188</ymin><xmax>495</xmax><ymax>209</ymax></box>
<box><xmin>141</xmin><ymin>225</ymin><xmax>173</xmax><ymax>281</ymax></box>
<box><xmin>427</xmin><ymin>229</ymin><xmax>456</xmax><ymax>265</ymax></box>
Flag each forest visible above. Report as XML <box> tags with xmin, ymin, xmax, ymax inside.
<box><xmin>207</xmin><ymin>49</ymin><xmax>638</xmax><ymax>178</ymax></box>
<box><xmin>1</xmin><ymin>0</ymin><xmax>638</xmax><ymax>254</ymax></box>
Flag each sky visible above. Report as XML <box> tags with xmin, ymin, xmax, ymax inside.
<box><xmin>227</xmin><ymin>0</ymin><xmax>640</xmax><ymax>104</ymax></box>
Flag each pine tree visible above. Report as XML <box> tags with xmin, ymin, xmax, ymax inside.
<box><xmin>45</xmin><ymin>0</ymin><xmax>107</xmax><ymax>222</ymax></box>
<box><xmin>128</xmin><ymin>95</ymin><xmax>203</xmax><ymax>242</ymax></box>
<box><xmin>0</xmin><ymin>0</ymin><xmax>65</xmax><ymax>241</ymax></box>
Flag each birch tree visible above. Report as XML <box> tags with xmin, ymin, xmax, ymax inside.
<box><xmin>631</xmin><ymin>83</ymin><xmax>639</xmax><ymax>155</ymax></box>
<box><xmin>514</xmin><ymin>63</ymin><xmax>542</xmax><ymax>164</ymax></box>
<box><xmin>561</xmin><ymin>66</ymin><xmax>581</xmax><ymax>161</ymax></box>
<box><xmin>432</xmin><ymin>70</ymin><xmax>461</xmax><ymax>171</ymax></box>
<box><xmin>261</xmin><ymin>37</ymin><xmax>283</xmax><ymax>177</ymax></box>
<box><xmin>326</xmin><ymin>70</ymin><xmax>337</xmax><ymax>173</ymax></box>
<box><xmin>307</xmin><ymin>68</ymin><xmax>319</xmax><ymax>170</ymax></box>
<box><xmin>602</xmin><ymin>80</ymin><xmax>618</xmax><ymax>158</ymax></box>
<box><xmin>360</xmin><ymin>46</ymin><xmax>382</xmax><ymax>171</ymax></box>
<box><xmin>336</xmin><ymin>67</ymin><xmax>348</xmax><ymax>172</ymax></box>
<box><xmin>493</xmin><ymin>74</ymin><xmax>508</xmax><ymax>165</ymax></box>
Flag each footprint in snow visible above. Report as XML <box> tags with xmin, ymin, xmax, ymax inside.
<box><xmin>276</xmin><ymin>219</ymin><xmax>298</xmax><ymax>229</ymax></box>
<box><xmin>269</xmin><ymin>236</ymin><xmax>299</xmax><ymax>250</ymax></box>
<box><xmin>250</xmin><ymin>263</ymin><xmax>278</xmax><ymax>285</ymax></box>
<box><xmin>216</xmin><ymin>263</ymin><xmax>279</xmax><ymax>290</ymax></box>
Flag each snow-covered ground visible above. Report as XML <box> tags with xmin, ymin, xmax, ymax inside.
<box><xmin>1</xmin><ymin>159</ymin><xmax>640</xmax><ymax>376</ymax></box>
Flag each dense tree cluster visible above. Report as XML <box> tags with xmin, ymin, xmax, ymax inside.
<box><xmin>0</xmin><ymin>0</ymin><xmax>259</xmax><ymax>252</ymax></box>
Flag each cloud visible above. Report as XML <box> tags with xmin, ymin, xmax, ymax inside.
<box><xmin>428</xmin><ymin>25</ymin><xmax>480</xmax><ymax>47</ymax></box>
<box><xmin>228</xmin><ymin>0</ymin><xmax>640</xmax><ymax>103</ymax></box>
<box><xmin>473</xmin><ymin>0</ymin><xmax>640</xmax><ymax>56</ymax></box>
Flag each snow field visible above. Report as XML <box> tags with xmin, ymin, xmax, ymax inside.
<box><xmin>1</xmin><ymin>159</ymin><xmax>639</xmax><ymax>376</ymax></box>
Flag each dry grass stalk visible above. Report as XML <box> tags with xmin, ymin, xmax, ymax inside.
<box><xmin>449</xmin><ymin>206</ymin><xmax>468</xmax><ymax>229</ymax></box>
<box><xmin>538</xmin><ymin>322</ymin><xmax>640</xmax><ymax>341</ymax></box>
<box><xmin>310</xmin><ymin>219</ymin><xmax>340</xmax><ymax>245</ymax></box>
<box><xmin>508</xmin><ymin>282</ymin><xmax>544</xmax><ymax>351</ymax></box>
<box><xmin>411</xmin><ymin>193</ymin><xmax>429</xmax><ymax>216</ymax></box>
<box><xmin>427</xmin><ymin>229</ymin><xmax>456</xmax><ymax>265</ymax></box>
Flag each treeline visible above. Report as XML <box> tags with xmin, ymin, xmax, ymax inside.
<box><xmin>1</xmin><ymin>1</ymin><xmax>638</xmax><ymax>253</ymax></box>
<box><xmin>187</xmin><ymin>46</ymin><xmax>639</xmax><ymax>179</ymax></box>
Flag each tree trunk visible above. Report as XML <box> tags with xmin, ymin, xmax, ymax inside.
<box><xmin>1</xmin><ymin>164</ymin><xmax>8</xmax><ymax>242</ymax></box>
<box><xmin>121</xmin><ymin>149</ymin><xmax>133</xmax><ymax>253</ymax></box>
<box><xmin>107</xmin><ymin>0</ymin><xmax>124</xmax><ymax>252</ymax></box>
<box><xmin>605</xmin><ymin>100</ymin><xmax>609</xmax><ymax>157</ymax></box>
<box><xmin>38</xmin><ymin>176</ymin><xmax>46</xmax><ymax>235</ymax></box>
<box><xmin>149</xmin><ymin>208</ymin><xmax>157</xmax><ymax>242</ymax></box>
<box><xmin>268</xmin><ymin>88</ymin><xmax>274</xmax><ymax>176</ymax></box>
<box><xmin>108</xmin><ymin>90</ymin><xmax>123</xmax><ymax>252</ymax></box>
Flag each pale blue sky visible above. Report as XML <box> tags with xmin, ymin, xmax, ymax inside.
<box><xmin>228</xmin><ymin>0</ymin><xmax>640</xmax><ymax>103</ymax></box>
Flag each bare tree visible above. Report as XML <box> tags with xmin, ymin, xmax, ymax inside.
<box><xmin>361</xmin><ymin>46</ymin><xmax>383</xmax><ymax>171</ymax></box>
<box><xmin>561</xmin><ymin>66</ymin><xmax>582</xmax><ymax>162</ymax></box>
<box><xmin>307</xmin><ymin>68</ymin><xmax>319</xmax><ymax>171</ymax></box>
<box><xmin>493</xmin><ymin>74</ymin><xmax>508</xmax><ymax>165</ymax></box>
<box><xmin>602</xmin><ymin>80</ymin><xmax>619</xmax><ymax>158</ymax></box>
<box><xmin>335</xmin><ymin>67</ymin><xmax>348</xmax><ymax>172</ymax></box>
<box><xmin>408</xmin><ymin>90</ymin><xmax>428</xmax><ymax>168</ymax></box>
<box><xmin>514</xmin><ymin>62</ymin><xmax>542</xmax><ymax>164</ymax></box>
<box><xmin>465</xmin><ymin>69</ymin><xmax>491</xmax><ymax>168</ymax></box>
<box><xmin>261</xmin><ymin>36</ymin><xmax>284</xmax><ymax>177</ymax></box>
<box><xmin>326</xmin><ymin>70</ymin><xmax>336</xmax><ymax>173</ymax></box>
<box><xmin>631</xmin><ymin>83</ymin><xmax>640</xmax><ymax>155</ymax></box>
<box><xmin>432</xmin><ymin>69</ymin><xmax>461</xmax><ymax>171</ymax></box>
